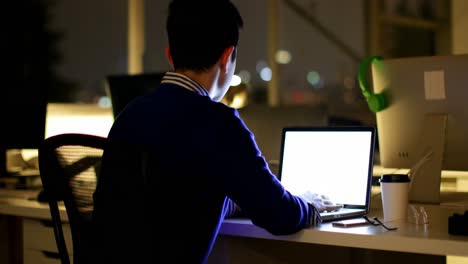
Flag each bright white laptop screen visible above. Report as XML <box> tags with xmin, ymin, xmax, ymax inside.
<box><xmin>279</xmin><ymin>127</ymin><xmax>375</xmax><ymax>207</ymax></box>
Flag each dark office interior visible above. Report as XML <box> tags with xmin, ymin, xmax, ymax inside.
<box><xmin>2</xmin><ymin>0</ymin><xmax>467</xmax><ymax>263</ymax></box>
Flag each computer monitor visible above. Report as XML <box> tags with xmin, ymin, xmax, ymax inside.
<box><xmin>105</xmin><ymin>72</ymin><xmax>165</xmax><ymax>118</ymax></box>
<box><xmin>238</xmin><ymin>104</ymin><xmax>327</xmax><ymax>168</ymax></box>
<box><xmin>45</xmin><ymin>103</ymin><xmax>114</xmax><ymax>139</ymax></box>
<box><xmin>371</xmin><ymin>54</ymin><xmax>468</xmax><ymax>203</ymax></box>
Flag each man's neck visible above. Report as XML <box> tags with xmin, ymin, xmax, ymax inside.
<box><xmin>175</xmin><ymin>69</ymin><xmax>216</xmax><ymax>94</ymax></box>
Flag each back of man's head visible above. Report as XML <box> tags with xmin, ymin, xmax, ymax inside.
<box><xmin>166</xmin><ymin>0</ymin><xmax>243</xmax><ymax>72</ymax></box>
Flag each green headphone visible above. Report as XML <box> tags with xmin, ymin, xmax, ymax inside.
<box><xmin>358</xmin><ymin>56</ymin><xmax>387</xmax><ymax>113</ymax></box>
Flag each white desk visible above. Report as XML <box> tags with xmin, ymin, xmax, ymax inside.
<box><xmin>0</xmin><ymin>189</ymin><xmax>68</xmax><ymax>221</ymax></box>
<box><xmin>219</xmin><ymin>205</ymin><xmax>468</xmax><ymax>256</ymax></box>
<box><xmin>210</xmin><ymin>189</ymin><xmax>468</xmax><ymax>264</ymax></box>
<box><xmin>0</xmin><ymin>189</ymin><xmax>70</xmax><ymax>264</ymax></box>
<box><xmin>1</xmin><ymin>189</ymin><xmax>468</xmax><ymax>264</ymax></box>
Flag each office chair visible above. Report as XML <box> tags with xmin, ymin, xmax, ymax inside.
<box><xmin>39</xmin><ymin>133</ymin><xmax>107</xmax><ymax>264</ymax></box>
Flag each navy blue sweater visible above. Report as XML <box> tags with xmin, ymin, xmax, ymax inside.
<box><xmin>92</xmin><ymin>72</ymin><xmax>314</xmax><ymax>263</ymax></box>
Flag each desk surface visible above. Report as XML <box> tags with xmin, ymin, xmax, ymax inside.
<box><xmin>221</xmin><ymin>203</ymin><xmax>468</xmax><ymax>257</ymax></box>
<box><xmin>0</xmin><ymin>189</ymin><xmax>68</xmax><ymax>221</ymax></box>
<box><xmin>1</xmin><ymin>189</ymin><xmax>467</xmax><ymax>257</ymax></box>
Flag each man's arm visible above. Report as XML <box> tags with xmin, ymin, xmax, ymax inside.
<box><xmin>213</xmin><ymin>107</ymin><xmax>321</xmax><ymax>235</ymax></box>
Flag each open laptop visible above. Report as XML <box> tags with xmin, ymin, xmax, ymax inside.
<box><xmin>278</xmin><ymin>126</ymin><xmax>376</xmax><ymax>222</ymax></box>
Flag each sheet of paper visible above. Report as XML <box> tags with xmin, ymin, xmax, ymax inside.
<box><xmin>424</xmin><ymin>70</ymin><xmax>446</xmax><ymax>100</ymax></box>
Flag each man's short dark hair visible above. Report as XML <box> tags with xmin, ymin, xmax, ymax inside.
<box><xmin>166</xmin><ymin>0</ymin><xmax>243</xmax><ymax>71</ymax></box>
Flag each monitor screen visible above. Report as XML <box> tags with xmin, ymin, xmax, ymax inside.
<box><xmin>105</xmin><ymin>72</ymin><xmax>165</xmax><ymax>118</ymax></box>
<box><xmin>279</xmin><ymin>127</ymin><xmax>374</xmax><ymax>206</ymax></box>
<box><xmin>371</xmin><ymin>54</ymin><xmax>468</xmax><ymax>203</ymax></box>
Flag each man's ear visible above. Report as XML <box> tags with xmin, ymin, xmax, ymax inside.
<box><xmin>165</xmin><ymin>46</ymin><xmax>174</xmax><ymax>68</ymax></box>
<box><xmin>219</xmin><ymin>46</ymin><xmax>235</xmax><ymax>73</ymax></box>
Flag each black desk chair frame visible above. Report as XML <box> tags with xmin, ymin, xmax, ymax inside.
<box><xmin>39</xmin><ymin>133</ymin><xmax>107</xmax><ymax>264</ymax></box>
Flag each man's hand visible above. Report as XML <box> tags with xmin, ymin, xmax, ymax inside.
<box><xmin>299</xmin><ymin>191</ymin><xmax>343</xmax><ymax>212</ymax></box>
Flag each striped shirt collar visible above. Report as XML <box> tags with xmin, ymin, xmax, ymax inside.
<box><xmin>161</xmin><ymin>72</ymin><xmax>210</xmax><ymax>97</ymax></box>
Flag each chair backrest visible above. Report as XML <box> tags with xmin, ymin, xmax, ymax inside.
<box><xmin>39</xmin><ymin>133</ymin><xmax>107</xmax><ymax>264</ymax></box>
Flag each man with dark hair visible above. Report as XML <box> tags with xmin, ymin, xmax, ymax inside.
<box><xmin>92</xmin><ymin>1</ymin><xmax>340</xmax><ymax>263</ymax></box>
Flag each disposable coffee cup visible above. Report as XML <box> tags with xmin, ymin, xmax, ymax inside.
<box><xmin>379</xmin><ymin>174</ymin><xmax>410</xmax><ymax>222</ymax></box>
